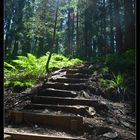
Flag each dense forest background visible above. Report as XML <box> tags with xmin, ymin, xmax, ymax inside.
<box><xmin>3</xmin><ymin>2</ymin><xmax>136</xmax><ymax>129</ymax></box>
<box><xmin>4</xmin><ymin>0</ymin><xmax>136</xmax><ymax>105</ymax></box>
<box><xmin>4</xmin><ymin>0</ymin><xmax>135</xmax><ymax>60</ymax></box>
<box><xmin>4</xmin><ymin>1</ymin><xmax>136</xmax><ymax>138</ymax></box>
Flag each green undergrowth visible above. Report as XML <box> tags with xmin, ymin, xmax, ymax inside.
<box><xmin>91</xmin><ymin>49</ymin><xmax>135</xmax><ymax>99</ymax></box>
<box><xmin>105</xmin><ymin>49</ymin><xmax>135</xmax><ymax>75</ymax></box>
<box><xmin>91</xmin><ymin>49</ymin><xmax>135</xmax><ymax>78</ymax></box>
<box><xmin>4</xmin><ymin>53</ymin><xmax>83</xmax><ymax>91</ymax></box>
<box><xmin>99</xmin><ymin>73</ymin><xmax>126</xmax><ymax>93</ymax></box>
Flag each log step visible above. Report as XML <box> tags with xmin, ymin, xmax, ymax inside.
<box><xmin>31</xmin><ymin>96</ymin><xmax>108</xmax><ymax>112</ymax></box>
<box><xmin>23</xmin><ymin>104</ymin><xmax>94</xmax><ymax>117</ymax></box>
<box><xmin>64</xmin><ymin>74</ymin><xmax>90</xmax><ymax>79</ymax></box>
<box><xmin>38</xmin><ymin>88</ymin><xmax>77</xmax><ymax>97</ymax></box>
<box><xmin>44</xmin><ymin>82</ymin><xmax>87</xmax><ymax>91</ymax></box>
<box><xmin>49</xmin><ymin>77</ymin><xmax>87</xmax><ymax>83</ymax></box>
<box><xmin>66</xmin><ymin>69</ymin><xmax>92</xmax><ymax>75</ymax></box>
<box><xmin>10</xmin><ymin>111</ymin><xmax>83</xmax><ymax>131</ymax></box>
<box><xmin>4</xmin><ymin>134</ymin><xmax>12</xmax><ymax>140</ymax></box>
<box><xmin>5</xmin><ymin>132</ymin><xmax>86</xmax><ymax>140</ymax></box>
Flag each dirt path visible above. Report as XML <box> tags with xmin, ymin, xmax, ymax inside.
<box><xmin>4</xmin><ymin>63</ymin><xmax>136</xmax><ymax>140</ymax></box>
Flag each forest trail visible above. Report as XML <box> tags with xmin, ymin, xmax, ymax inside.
<box><xmin>4</xmin><ymin>63</ymin><xmax>136</xmax><ymax>140</ymax></box>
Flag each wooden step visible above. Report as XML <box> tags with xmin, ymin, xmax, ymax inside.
<box><xmin>31</xmin><ymin>96</ymin><xmax>108</xmax><ymax>112</ymax></box>
<box><xmin>38</xmin><ymin>88</ymin><xmax>77</xmax><ymax>97</ymax></box>
<box><xmin>10</xmin><ymin>111</ymin><xmax>83</xmax><ymax>131</ymax></box>
<box><xmin>66</xmin><ymin>69</ymin><xmax>92</xmax><ymax>75</ymax></box>
<box><xmin>49</xmin><ymin>77</ymin><xmax>87</xmax><ymax>84</ymax></box>
<box><xmin>5</xmin><ymin>132</ymin><xmax>86</xmax><ymax>140</ymax></box>
<box><xmin>24</xmin><ymin>104</ymin><xmax>94</xmax><ymax>117</ymax></box>
<box><xmin>52</xmin><ymin>69</ymin><xmax>67</xmax><ymax>76</ymax></box>
<box><xmin>44</xmin><ymin>82</ymin><xmax>87</xmax><ymax>91</ymax></box>
<box><xmin>4</xmin><ymin>134</ymin><xmax>12</xmax><ymax>140</ymax></box>
<box><xmin>73</xmin><ymin>64</ymin><xmax>88</xmax><ymax>69</ymax></box>
<box><xmin>64</xmin><ymin>74</ymin><xmax>90</xmax><ymax>79</ymax></box>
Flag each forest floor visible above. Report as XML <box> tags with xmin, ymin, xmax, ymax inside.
<box><xmin>4</xmin><ymin>63</ymin><xmax>136</xmax><ymax>140</ymax></box>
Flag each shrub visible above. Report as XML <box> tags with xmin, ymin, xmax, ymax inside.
<box><xmin>105</xmin><ymin>49</ymin><xmax>135</xmax><ymax>75</ymax></box>
<box><xmin>99</xmin><ymin>73</ymin><xmax>126</xmax><ymax>95</ymax></box>
<box><xmin>4</xmin><ymin>53</ymin><xmax>83</xmax><ymax>91</ymax></box>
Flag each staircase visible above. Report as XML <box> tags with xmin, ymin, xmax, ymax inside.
<box><xmin>4</xmin><ymin>64</ymin><xmax>94</xmax><ymax>139</ymax></box>
<box><xmin>4</xmin><ymin>63</ymin><xmax>135</xmax><ymax>140</ymax></box>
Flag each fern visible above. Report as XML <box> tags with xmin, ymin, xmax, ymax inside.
<box><xmin>99</xmin><ymin>73</ymin><xmax>126</xmax><ymax>95</ymax></box>
<box><xmin>4</xmin><ymin>62</ymin><xmax>16</xmax><ymax>70</ymax></box>
<box><xmin>112</xmin><ymin>73</ymin><xmax>125</xmax><ymax>87</ymax></box>
<box><xmin>4</xmin><ymin>53</ymin><xmax>83</xmax><ymax>91</ymax></box>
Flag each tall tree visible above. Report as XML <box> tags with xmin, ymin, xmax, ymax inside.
<box><xmin>113</xmin><ymin>0</ymin><xmax>123</xmax><ymax>53</ymax></box>
<box><xmin>46</xmin><ymin>0</ymin><xmax>60</xmax><ymax>72</ymax></box>
<box><xmin>9</xmin><ymin>0</ymin><xmax>26</xmax><ymax>59</ymax></box>
<box><xmin>109</xmin><ymin>0</ymin><xmax>114</xmax><ymax>53</ymax></box>
<box><xmin>124</xmin><ymin>0</ymin><xmax>135</xmax><ymax>50</ymax></box>
<box><xmin>4</xmin><ymin>0</ymin><xmax>14</xmax><ymax>59</ymax></box>
<box><xmin>4</xmin><ymin>0</ymin><xmax>135</xmax><ymax>62</ymax></box>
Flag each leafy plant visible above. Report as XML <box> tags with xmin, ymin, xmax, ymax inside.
<box><xmin>4</xmin><ymin>53</ymin><xmax>83</xmax><ymax>91</ymax></box>
<box><xmin>105</xmin><ymin>49</ymin><xmax>135</xmax><ymax>74</ymax></box>
<box><xmin>101</xmin><ymin>66</ymin><xmax>109</xmax><ymax>75</ymax></box>
<box><xmin>4</xmin><ymin>62</ymin><xmax>16</xmax><ymax>70</ymax></box>
<box><xmin>99</xmin><ymin>73</ymin><xmax>126</xmax><ymax>94</ymax></box>
<box><xmin>113</xmin><ymin>73</ymin><xmax>126</xmax><ymax>94</ymax></box>
<box><xmin>113</xmin><ymin>73</ymin><xmax>125</xmax><ymax>87</ymax></box>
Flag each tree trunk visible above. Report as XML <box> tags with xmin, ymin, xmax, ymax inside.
<box><xmin>76</xmin><ymin>6</ymin><xmax>79</xmax><ymax>57</ymax></box>
<box><xmin>114</xmin><ymin>0</ymin><xmax>123</xmax><ymax>53</ymax></box>
<box><xmin>124</xmin><ymin>0</ymin><xmax>135</xmax><ymax>50</ymax></box>
<box><xmin>46</xmin><ymin>0</ymin><xmax>59</xmax><ymax>72</ymax></box>
<box><xmin>4</xmin><ymin>19</ymin><xmax>11</xmax><ymax>58</ymax></box>
<box><xmin>67</xmin><ymin>8</ymin><xmax>71</xmax><ymax>56</ymax></box>
<box><xmin>103</xmin><ymin>0</ymin><xmax>107</xmax><ymax>48</ymax></box>
<box><xmin>11</xmin><ymin>40</ymin><xmax>19</xmax><ymax>59</ymax></box>
<box><xmin>109</xmin><ymin>0</ymin><xmax>114</xmax><ymax>53</ymax></box>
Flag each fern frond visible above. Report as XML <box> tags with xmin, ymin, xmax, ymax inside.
<box><xmin>4</xmin><ymin>62</ymin><xmax>16</xmax><ymax>70</ymax></box>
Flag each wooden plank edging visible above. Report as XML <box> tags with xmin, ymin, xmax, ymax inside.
<box><xmin>5</xmin><ymin>132</ymin><xmax>86</xmax><ymax>140</ymax></box>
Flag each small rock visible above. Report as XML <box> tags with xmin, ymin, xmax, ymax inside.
<box><xmin>103</xmin><ymin>132</ymin><xmax>118</xmax><ymax>139</ymax></box>
<box><xmin>120</xmin><ymin>120</ymin><xmax>132</xmax><ymax>128</ymax></box>
<box><xmin>43</xmin><ymin>109</ymin><xmax>49</xmax><ymax>113</ymax></box>
<box><xmin>106</xmin><ymin>117</ymin><xmax>118</xmax><ymax>124</ymax></box>
<box><xmin>64</xmin><ymin>83</ymin><xmax>69</xmax><ymax>85</ymax></box>
<box><xmin>57</xmin><ymin>111</ymin><xmax>61</xmax><ymax>114</ymax></box>
<box><xmin>100</xmin><ymin>101</ymin><xmax>107</xmax><ymax>105</ymax></box>
<box><xmin>34</xmin><ymin>124</ymin><xmax>38</xmax><ymax>128</ymax></box>
<box><xmin>88</xmin><ymin>107</ymin><xmax>96</xmax><ymax>116</ymax></box>
<box><xmin>82</xmin><ymin>91</ymin><xmax>90</xmax><ymax>98</ymax></box>
<box><xmin>88</xmin><ymin>65</ymin><xmax>94</xmax><ymax>70</ymax></box>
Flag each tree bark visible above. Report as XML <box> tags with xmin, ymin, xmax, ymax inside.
<box><xmin>46</xmin><ymin>0</ymin><xmax>59</xmax><ymax>72</ymax></box>
<box><xmin>109</xmin><ymin>0</ymin><xmax>114</xmax><ymax>53</ymax></box>
<box><xmin>114</xmin><ymin>0</ymin><xmax>123</xmax><ymax>53</ymax></box>
<box><xmin>124</xmin><ymin>0</ymin><xmax>135</xmax><ymax>50</ymax></box>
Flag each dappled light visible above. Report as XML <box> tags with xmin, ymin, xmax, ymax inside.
<box><xmin>4</xmin><ymin>0</ymin><xmax>136</xmax><ymax>140</ymax></box>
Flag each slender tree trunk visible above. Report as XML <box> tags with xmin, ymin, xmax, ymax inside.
<box><xmin>84</xmin><ymin>11</ymin><xmax>88</xmax><ymax>59</ymax></box>
<box><xmin>84</xmin><ymin>7</ymin><xmax>92</xmax><ymax>60</ymax></box>
<box><xmin>114</xmin><ymin>0</ymin><xmax>123</xmax><ymax>53</ymax></box>
<box><xmin>11</xmin><ymin>39</ymin><xmax>19</xmax><ymax>59</ymax></box>
<box><xmin>67</xmin><ymin>8</ymin><xmax>71</xmax><ymax>56</ymax></box>
<box><xmin>71</xmin><ymin>9</ymin><xmax>75</xmax><ymax>57</ymax></box>
<box><xmin>109</xmin><ymin>0</ymin><xmax>114</xmax><ymax>53</ymax></box>
<box><xmin>103</xmin><ymin>0</ymin><xmax>107</xmax><ymax>49</ymax></box>
<box><xmin>66</xmin><ymin>7</ymin><xmax>74</xmax><ymax>57</ymax></box>
<box><xmin>124</xmin><ymin>0</ymin><xmax>135</xmax><ymax>50</ymax></box>
<box><xmin>4</xmin><ymin>19</ymin><xmax>11</xmax><ymax>57</ymax></box>
<box><xmin>76</xmin><ymin>7</ymin><xmax>79</xmax><ymax>57</ymax></box>
<box><xmin>46</xmin><ymin>0</ymin><xmax>59</xmax><ymax>72</ymax></box>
